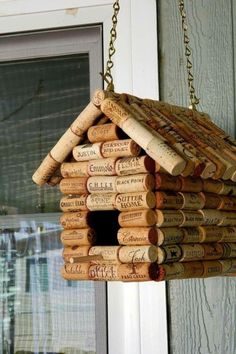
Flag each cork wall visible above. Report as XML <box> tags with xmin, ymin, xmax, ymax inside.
<box><xmin>158</xmin><ymin>1</ymin><xmax>236</xmax><ymax>353</ymax></box>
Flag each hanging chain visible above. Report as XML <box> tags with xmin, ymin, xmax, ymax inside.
<box><xmin>178</xmin><ymin>0</ymin><xmax>200</xmax><ymax>110</ymax></box>
<box><xmin>101</xmin><ymin>0</ymin><xmax>120</xmax><ymax>91</ymax></box>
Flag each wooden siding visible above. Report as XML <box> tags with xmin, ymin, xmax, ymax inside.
<box><xmin>158</xmin><ymin>1</ymin><xmax>236</xmax><ymax>353</ymax></box>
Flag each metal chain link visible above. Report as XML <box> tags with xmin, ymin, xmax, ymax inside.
<box><xmin>178</xmin><ymin>0</ymin><xmax>200</xmax><ymax>110</ymax></box>
<box><xmin>101</xmin><ymin>0</ymin><xmax>120</xmax><ymax>91</ymax></box>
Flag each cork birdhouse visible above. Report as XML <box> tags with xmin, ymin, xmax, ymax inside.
<box><xmin>33</xmin><ymin>89</ymin><xmax>236</xmax><ymax>282</ymax></box>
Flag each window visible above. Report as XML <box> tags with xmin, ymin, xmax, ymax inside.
<box><xmin>0</xmin><ymin>26</ymin><xmax>107</xmax><ymax>354</ymax></box>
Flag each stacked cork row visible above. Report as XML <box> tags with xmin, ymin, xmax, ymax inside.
<box><xmin>154</xmin><ymin>174</ymin><xmax>236</xmax><ymax>280</ymax></box>
<box><xmin>60</xmin><ymin>123</ymin><xmax>158</xmax><ymax>281</ymax></box>
<box><xmin>60</xmin><ymin>121</ymin><xmax>236</xmax><ymax>281</ymax></box>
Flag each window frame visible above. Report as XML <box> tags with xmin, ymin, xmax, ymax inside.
<box><xmin>0</xmin><ymin>1</ymin><xmax>168</xmax><ymax>353</ymax></box>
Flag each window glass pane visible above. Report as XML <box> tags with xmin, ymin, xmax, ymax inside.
<box><xmin>0</xmin><ymin>53</ymin><xmax>102</xmax><ymax>354</ymax></box>
<box><xmin>0</xmin><ymin>54</ymin><xmax>89</xmax><ymax>214</ymax></box>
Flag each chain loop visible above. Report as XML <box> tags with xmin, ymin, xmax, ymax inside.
<box><xmin>178</xmin><ymin>0</ymin><xmax>200</xmax><ymax>110</ymax></box>
<box><xmin>101</xmin><ymin>0</ymin><xmax>120</xmax><ymax>91</ymax></box>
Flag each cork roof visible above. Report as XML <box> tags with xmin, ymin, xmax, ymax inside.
<box><xmin>32</xmin><ymin>89</ymin><xmax>236</xmax><ymax>186</ymax></box>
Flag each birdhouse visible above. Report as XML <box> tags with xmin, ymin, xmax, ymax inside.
<box><xmin>32</xmin><ymin>89</ymin><xmax>236</xmax><ymax>282</ymax></box>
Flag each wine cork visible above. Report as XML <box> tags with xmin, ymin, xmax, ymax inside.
<box><xmin>60</xmin><ymin>195</ymin><xmax>88</xmax><ymax>212</ymax></box>
<box><xmin>70</xmin><ymin>255</ymin><xmax>103</xmax><ymax>263</ymax></box>
<box><xmin>157</xmin><ymin>227</ymin><xmax>184</xmax><ymax>246</ymax></box>
<box><xmin>115</xmin><ymin>174</ymin><xmax>155</xmax><ymax>194</ymax></box>
<box><xmin>179</xmin><ymin>176</ymin><xmax>203</xmax><ymax>193</ymax></box>
<box><xmin>61</xmin><ymin>263</ymin><xmax>90</xmax><ymax>280</ymax></box>
<box><xmin>61</xmin><ymin>161</ymin><xmax>89</xmax><ymax>178</ymax></box>
<box><xmin>202</xmin><ymin>261</ymin><xmax>222</xmax><ymax>278</ymax></box>
<box><xmin>155</xmin><ymin>191</ymin><xmax>183</xmax><ymax>209</ymax></box>
<box><xmin>182</xmin><ymin>261</ymin><xmax>204</xmax><ymax>278</ymax></box>
<box><xmin>158</xmin><ymin>261</ymin><xmax>204</xmax><ymax>280</ymax></box>
<box><xmin>118</xmin><ymin>209</ymin><xmax>157</xmax><ymax>227</ymax></box>
<box><xmin>47</xmin><ymin>175</ymin><xmax>62</xmax><ymax>186</ymax></box>
<box><xmin>59</xmin><ymin>177</ymin><xmax>88</xmax><ymax>195</ymax></box>
<box><xmin>117</xmin><ymin>227</ymin><xmax>158</xmax><ymax>245</ymax></box>
<box><xmin>115</xmin><ymin>155</ymin><xmax>155</xmax><ymax>176</ymax></box>
<box><xmin>182</xmin><ymin>227</ymin><xmax>202</xmax><ymax>243</ymax></box>
<box><xmin>157</xmin><ymin>263</ymin><xmax>185</xmax><ymax>281</ymax></box>
<box><xmin>219</xmin><ymin>227</ymin><xmax>236</xmax><ymax>242</ymax></box>
<box><xmin>101</xmin><ymin>99</ymin><xmax>186</xmax><ymax>175</ymax></box>
<box><xmin>60</xmin><ymin>211</ymin><xmax>91</xmax><ymax>229</ymax></box>
<box><xmin>180</xmin><ymin>210</ymin><xmax>204</xmax><ymax>227</ymax></box>
<box><xmin>156</xmin><ymin>210</ymin><xmax>184</xmax><ymax>227</ymax></box>
<box><xmin>50</xmin><ymin>130</ymin><xmax>83</xmax><ymax>164</ymax></box>
<box><xmin>218</xmin><ymin>212</ymin><xmax>236</xmax><ymax>226</ymax></box>
<box><xmin>89</xmin><ymin>263</ymin><xmax>119</xmax><ymax>281</ymax></box>
<box><xmin>198</xmin><ymin>226</ymin><xmax>223</xmax><ymax>243</ymax></box>
<box><xmin>32</xmin><ymin>154</ymin><xmax>61</xmax><ymax>186</ymax></box>
<box><xmin>118</xmin><ymin>263</ymin><xmax>159</xmax><ymax>282</ymax></box>
<box><xmin>218</xmin><ymin>259</ymin><xmax>233</xmax><ymax>273</ymax></box>
<box><xmin>115</xmin><ymin>191</ymin><xmax>156</xmax><ymax>211</ymax></box>
<box><xmin>87</xmin><ymin>157</ymin><xmax>117</xmax><ymax>176</ymax></box>
<box><xmin>62</xmin><ymin>245</ymin><xmax>90</xmax><ymax>262</ymax></box>
<box><xmin>202</xmin><ymin>179</ymin><xmax>224</xmax><ymax>194</ymax></box>
<box><xmin>179</xmin><ymin>244</ymin><xmax>204</xmax><ymax>262</ymax></box>
<box><xmin>89</xmin><ymin>246</ymin><xmax>121</xmax><ymax>262</ymax></box>
<box><xmin>87</xmin><ymin>176</ymin><xmax>117</xmax><ymax>193</ymax></box>
<box><xmin>206</xmin><ymin>147</ymin><xmax>236</xmax><ymax>181</ymax></box>
<box><xmin>155</xmin><ymin>173</ymin><xmax>182</xmax><ymax>191</ymax></box>
<box><xmin>145</xmin><ymin>137</ymin><xmax>187</xmax><ymax>176</ymax></box>
<box><xmin>201</xmin><ymin>193</ymin><xmax>221</xmax><ymax>209</ymax></box>
<box><xmin>87</xmin><ymin>123</ymin><xmax>122</xmax><ymax>143</ymax></box>
<box><xmin>69</xmin><ymin>101</ymin><xmax>102</xmax><ymax>136</ymax></box>
<box><xmin>101</xmin><ymin>139</ymin><xmax>141</xmax><ymax>158</ymax></box>
<box><xmin>218</xmin><ymin>183</ymin><xmax>236</xmax><ymax>195</ymax></box>
<box><xmin>198</xmin><ymin>209</ymin><xmax>223</xmax><ymax>225</ymax></box>
<box><xmin>223</xmin><ymin>259</ymin><xmax>236</xmax><ymax>275</ymax></box>
<box><xmin>60</xmin><ymin>228</ymin><xmax>96</xmax><ymax>246</ymax></box>
<box><xmin>222</xmin><ymin>243</ymin><xmax>236</xmax><ymax>258</ymax></box>
<box><xmin>218</xmin><ymin>196</ymin><xmax>236</xmax><ymax>211</ymax></box>
<box><xmin>157</xmin><ymin>245</ymin><xmax>182</xmax><ymax>264</ymax></box>
<box><xmin>92</xmin><ymin>89</ymin><xmax>119</xmax><ymax>106</ymax></box>
<box><xmin>201</xmin><ymin>243</ymin><xmax>224</xmax><ymax>260</ymax></box>
<box><xmin>155</xmin><ymin>162</ymin><xmax>168</xmax><ymax>173</ymax></box>
<box><xmin>118</xmin><ymin>245</ymin><xmax>157</xmax><ymax>263</ymax></box>
<box><xmin>179</xmin><ymin>192</ymin><xmax>205</xmax><ymax>210</ymax></box>
<box><xmin>86</xmin><ymin>193</ymin><xmax>117</xmax><ymax>211</ymax></box>
<box><xmin>73</xmin><ymin>143</ymin><xmax>103</xmax><ymax>161</ymax></box>
<box><xmin>231</xmin><ymin>170</ymin><xmax>236</xmax><ymax>182</ymax></box>
<box><xmin>227</xmin><ymin>185</ymin><xmax>236</xmax><ymax>196</ymax></box>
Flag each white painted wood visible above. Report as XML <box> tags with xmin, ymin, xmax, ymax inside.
<box><xmin>158</xmin><ymin>0</ymin><xmax>235</xmax><ymax>135</ymax></box>
<box><xmin>139</xmin><ymin>282</ymin><xmax>168</xmax><ymax>354</ymax></box>
<box><xmin>159</xmin><ymin>1</ymin><xmax>236</xmax><ymax>353</ymax></box>
<box><xmin>0</xmin><ymin>6</ymin><xmax>112</xmax><ymax>34</ymax></box>
<box><xmin>0</xmin><ymin>0</ymin><xmax>114</xmax><ymax>16</ymax></box>
<box><xmin>108</xmin><ymin>283</ymin><xmax>142</xmax><ymax>354</ymax></box>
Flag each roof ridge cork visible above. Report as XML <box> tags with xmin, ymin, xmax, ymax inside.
<box><xmin>32</xmin><ymin>89</ymin><xmax>236</xmax><ymax>186</ymax></box>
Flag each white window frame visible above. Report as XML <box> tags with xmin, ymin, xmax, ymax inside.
<box><xmin>0</xmin><ymin>1</ymin><xmax>168</xmax><ymax>353</ymax></box>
